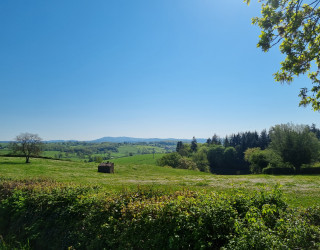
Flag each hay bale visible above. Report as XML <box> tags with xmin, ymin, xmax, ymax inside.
<box><xmin>98</xmin><ymin>161</ymin><xmax>114</xmax><ymax>173</ymax></box>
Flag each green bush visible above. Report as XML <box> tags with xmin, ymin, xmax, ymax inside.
<box><xmin>262</xmin><ymin>166</ymin><xmax>295</xmax><ymax>175</ymax></box>
<box><xmin>157</xmin><ymin>152</ymin><xmax>182</xmax><ymax>168</ymax></box>
<box><xmin>244</xmin><ymin>148</ymin><xmax>283</xmax><ymax>174</ymax></box>
<box><xmin>300</xmin><ymin>167</ymin><xmax>320</xmax><ymax>175</ymax></box>
<box><xmin>303</xmin><ymin>206</ymin><xmax>320</xmax><ymax>226</ymax></box>
<box><xmin>192</xmin><ymin>147</ymin><xmax>210</xmax><ymax>172</ymax></box>
<box><xmin>0</xmin><ymin>179</ymin><xmax>319</xmax><ymax>249</ymax></box>
<box><xmin>178</xmin><ymin>157</ymin><xmax>198</xmax><ymax>170</ymax></box>
<box><xmin>157</xmin><ymin>153</ymin><xmax>199</xmax><ymax>170</ymax></box>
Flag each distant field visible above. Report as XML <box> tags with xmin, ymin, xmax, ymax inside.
<box><xmin>112</xmin><ymin>153</ymin><xmax>164</xmax><ymax>165</ymax></box>
<box><xmin>0</xmin><ymin>155</ymin><xmax>319</xmax><ymax>207</ymax></box>
<box><xmin>0</xmin><ymin>142</ymin><xmax>172</xmax><ymax>161</ymax></box>
<box><xmin>116</xmin><ymin>145</ymin><xmax>166</xmax><ymax>156</ymax></box>
<box><xmin>0</xmin><ymin>150</ymin><xmax>10</xmax><ymax>155</ymax></box>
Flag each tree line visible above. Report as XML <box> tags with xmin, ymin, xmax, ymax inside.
<box><xmin>6</xmin><ymin>123</ymin><xmax>320</xmax><ymax>172</ymax></box>
<box><xmin>158</xmin><ymin>123</ymin><xmax>320</xmax><ymax>175</ymax></box>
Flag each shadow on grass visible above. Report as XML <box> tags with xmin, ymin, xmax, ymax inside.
<box><xmin>0</xmin><ymin>161</ymin><xmax>26</xmax><ymax>165</ymax></box>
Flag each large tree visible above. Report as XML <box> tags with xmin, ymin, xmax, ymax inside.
<box><xmin>11</xmin><ymin>133</ymin><xmax>43</xmax><ymax>163</ymax></box>
<box><xmin>246</xmin><ymin>0</ymin><xmax>320</xmax><ymax>111</ymax></box>
<box><xmin>269</xmin><ymin>123</ymin><xmax>320</xmax><ymax>171</ymax></box>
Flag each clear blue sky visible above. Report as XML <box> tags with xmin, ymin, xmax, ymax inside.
<box><xmin>0</xmin><ymin>0</ymin><xmax>318</xmax><ymax>141</ymax></box>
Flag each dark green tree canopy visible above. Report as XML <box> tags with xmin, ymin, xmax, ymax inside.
<box><xmin>176</xmin><ymin>141</ymin><xmax>183</xmax><ymax>153</ymax></box>
<box><xmin>269</xmin><ymin>123</ymin><xmax>320</xmax><ymax>170</ymax></box>
<box><xmin>246</xmin><ymin>0</ymin><xmax>320</xmax><ymax>110</ymax></box>
<box><xmin>191</xmin><ymin>136</ymin><xmax>198</xmax><ymax>152</ymax></box>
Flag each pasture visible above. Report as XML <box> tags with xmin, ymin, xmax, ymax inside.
<box><xmin>0</xmin><ymin>155</ymin><xmax>319</xmax><ymax>207</ymax></box>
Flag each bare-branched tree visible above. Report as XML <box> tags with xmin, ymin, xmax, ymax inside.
<box><xmin>11</xmin><ymin>133</ymin><xmax>43</xmax><ymax>163</ymax></box>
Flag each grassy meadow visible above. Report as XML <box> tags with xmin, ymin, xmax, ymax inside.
<box><xmin>0</xmin><ymin>155</ymin><xmax>319</xmax><ymax>207</ymax></box>
<box><xmin>0</xmin><ymin>141</ymin><xmax>174</xmax><ymax>162</ymax></box>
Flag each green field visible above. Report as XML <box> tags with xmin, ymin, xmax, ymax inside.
<box><xmin>0</xmin><ymin>141</ymin><xmax>175</xmax><ymax>162</ymax></box>
<box><xmin>1</xmin><ymin>155</ymin><xmax>319</xmax><ymax>207</ymax></box>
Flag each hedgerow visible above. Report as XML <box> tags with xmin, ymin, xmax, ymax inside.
<box><xmin>0</xmin><ymin>179</ymin><xmax>319</xmax><ymax>249</ymax></box>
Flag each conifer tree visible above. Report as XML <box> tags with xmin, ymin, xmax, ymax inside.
<box><xmin>191</xmin><ymin>137</ymin><xmax>198</xmax><ymax>152</ymax></box>
<box><xmin>176</xmin><ymin>141</ymin><xmax>183</xmax><ymax>153</ymax></box>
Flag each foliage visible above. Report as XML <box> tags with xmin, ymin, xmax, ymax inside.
<box><xmin>224</xmin><ymin>130</ymin><xmax>270</xmax><ymax>151</ymax></box>
<box><xmin>223</xmin><ymin>147</ymin><xmax>238</xmax><ymax>169</ymax></box>
<box><xmin>165</xmin><ymin>128</ymin><xmax>276</xmax><ymax>175</ymax></box>
<box><xmin>41</xmin><ymin>141</ymin><xmax>174</xmax><ymax>161</ymax></box>
<box><xmin>1</xmin><ymin>156</ymin><xmax>320</xmax><ymax>207</ymax></box>
<box><xmin>310</xmin><ymin>123</ymin><xmax>320</xmax><ymax>139</ymax></box>
<box><xmin>10</xmin><ymin>133</ymin><xmax>43</xmax><ymax>163</ymax></box>
<box><xmin>269</xmin><ymin>123</ymin><xmax>320</xmax><ymax>171</ymax></box>
<box><xmin>192</xmin><ymin>146</ymin><xmax>210</xmax><ymax>172</ymax></box>
<box><xmin>262</xmin><ymin>165</ymin><xmax>296</xmax><ymax>175</ymax></box>
<box><xmin>244</xmin><ymin>147</ymin><xmax>283</xmax><ymax>173</ymax></box>
<box><xmin>223</xmin><ymin>130</ymin><xmax>271</xmax><ymax>172</ymax></box>
<box><xmin>0</xmin><ymin>179</ymin><xmax>319</xmax><ymax>249</ymax></box>
<box><xmin>157</xmin><ymin>152</ymin><xmax>182</xmax><ymax>169</ymax></box>
<box><xmin>176</xmin><ymin>142</ymin><xmax>191</xmax><ymax>157</ymax></box>
<box><xmin>161</xmin><ymin>141</ymin><xmax>209</xmax><ymax>171</ymax></box>
<box><xmin>157</xmin><ymin>153</ymin><xmax>199</xmax><ymax>170</ymax></box>
<box><xmin>207</xmin><ymin>145</ymin><xmax>249</xmax><ymax>174</ymax></box>
<box><xmin>207</xmin><ymin>145</ymin><xmax>225</xmax><ymax>171</ymax></box>
<box><xmin>178</xmin><ymin>157</ymin><xmax>199</xmax><ymax>170</ymax></box>
<box><xmin>161</xmin><ymin>128</ymin><xmax>275</xmax><ymax>174</ymax></box>
<box><xmin>176</xmin><ymin>141</ymin><xmax>183</xmax><ymax>153</ymax></box>
<box><xmin>246</xmin><ymin>0</ymin><xmax>320</xmax><ymax>110</ymax></box>
<box><xmin>206</xmin><ymin>134</ymin><xmax>222</xmax><ymax>145</ymax></box>
<box><xmin>300</xmin><ymin>166</ymin><xmax>320</xmax><ymax>174</ymax></box>
<box><xmin>191</xmin><ymin>136</ymin><xmax>198</xmax><ymax>152</ymax></box>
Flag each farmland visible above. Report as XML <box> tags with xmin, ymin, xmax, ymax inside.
<box><xmin>1</xmin><ymin>155</ymin><xmax>320</xmax><ymax>249</ymax></box>
<box><xmin>0</xmin><ymin>141</ymin><xmax>176</xmax><ymax>161</ymax></box>
<box><xmin>1</xmin><ymin>155</ymin><xmax>319</xmax><ymax>207</ymax></box>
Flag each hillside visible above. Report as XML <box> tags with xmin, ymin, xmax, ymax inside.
<box><xmin>0</xmin><ymin>155</ymin><xmax>319</xmax><ymax>207</ymax></box>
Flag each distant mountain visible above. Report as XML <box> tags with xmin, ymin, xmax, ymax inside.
<box><xmin>90</xmin><ymin>137</ymin><xmax>207</xmax><ymax>143</ymax></box>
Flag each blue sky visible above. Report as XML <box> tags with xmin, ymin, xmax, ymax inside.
<box><xmin>0</xmin><ymin>0</ymin><xmax>318</xmax><ymax>141</ymax></box>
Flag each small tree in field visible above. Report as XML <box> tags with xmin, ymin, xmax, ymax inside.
<box><xmin>11</xmin><ymin>133</ymin><xmax>43</xmax><ymax>163</ymax></box>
